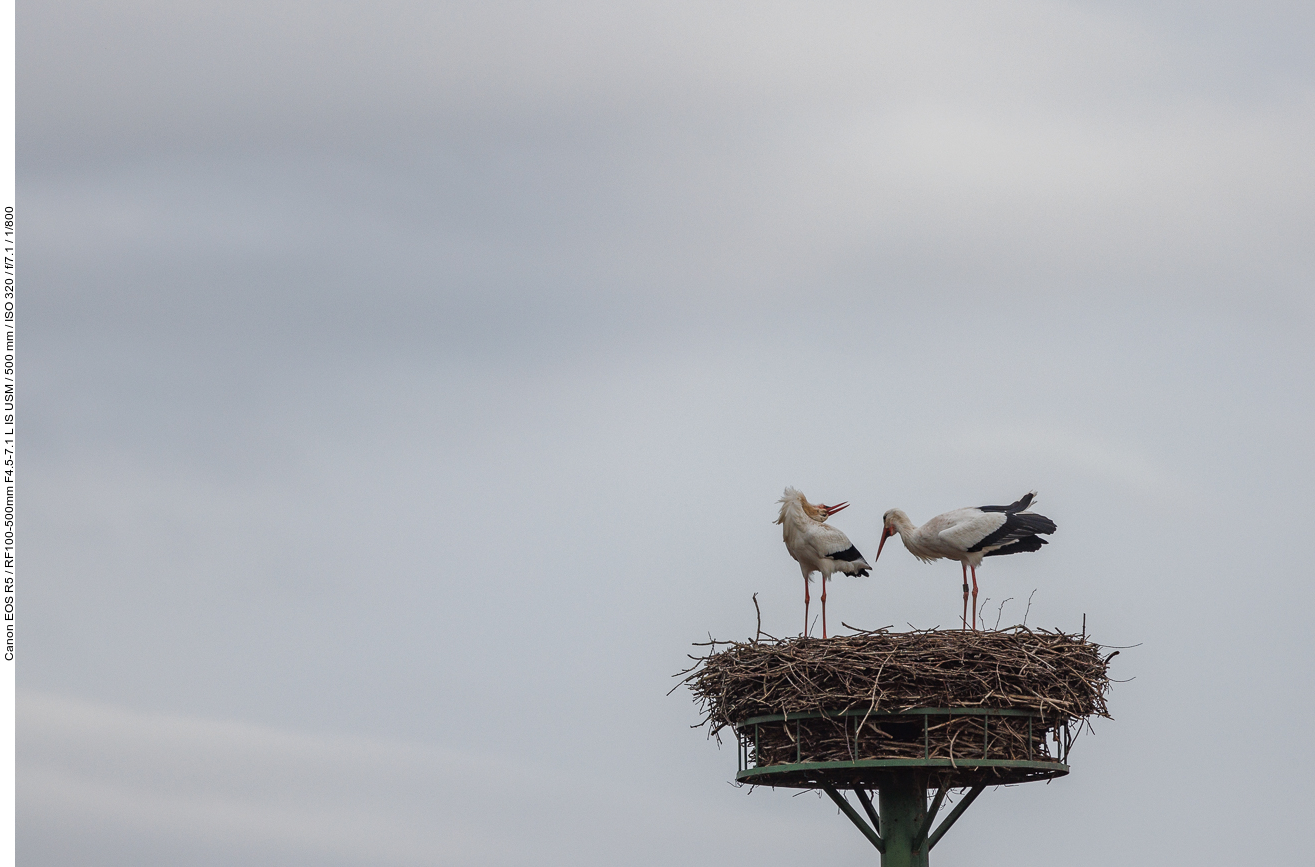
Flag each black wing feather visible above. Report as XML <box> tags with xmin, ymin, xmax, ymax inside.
<box><xmin>978</xmin><ymin>492</ymin><xmax>1035</xmax><ymax>513</ymax></box>
<box><xmin>982</xmin><ymin>537</ymin><xmax>1047</xmax><ymax>557</ymax></box>
<box><xmin>966</xmin><ymin>511</ymin><xmax>1057</xmax><ymax>553</ymax></box>
<box><xmin>826</xmin><ymin>545</ymin><xmax>870</xmax><ymax>577</ymax></box>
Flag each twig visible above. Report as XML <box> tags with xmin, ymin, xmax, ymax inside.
<box><xmin>994</xmin><ymin>598</ymin><xmax>1014</xmax><ymax>631</ymax></box>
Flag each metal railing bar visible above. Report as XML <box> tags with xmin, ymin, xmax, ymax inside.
<box><xmin>735</xmin><ymin>757</ymin><xmax>1067</xmax><ymax>775</ymax></box>
<box><xmin>735</xmin><ymin>707</ymin><xmax>1040</xmax><ymax>728</ymax></box>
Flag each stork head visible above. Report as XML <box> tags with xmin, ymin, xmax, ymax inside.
<box><xmin>776</xmin><ymin>487</ymin><xmax>849</xmax><ymax>524</ymax></box>
<box><xmin>816</xmin><ymin>501</ymin><xmax>849</xmax><ymax>521</ymax></box>
<box><xmin>875</xmin><ymin>509</ymin><xmax>901</xmax><ymax>561</ymax></box>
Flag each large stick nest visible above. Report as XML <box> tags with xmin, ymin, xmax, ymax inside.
<box><xmin>678</xmin><ymin>627</ymin><xmax>1114</xmax><ymax>772</ymax></box>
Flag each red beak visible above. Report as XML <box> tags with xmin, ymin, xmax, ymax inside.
<box><xmin>819</xmin><ymin>501</ymin><xmax>849</xmax><ymax>517</ymax></box>
<box><xmin>875</xmin><ymin>526</ymin><xmax>895</xmax><ymax>562</ymax></box>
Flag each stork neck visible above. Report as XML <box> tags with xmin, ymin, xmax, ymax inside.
<box><xmin>887</xmin><ymin>510</ymin><xmax>933</xmax><ymax>559</ymax></box>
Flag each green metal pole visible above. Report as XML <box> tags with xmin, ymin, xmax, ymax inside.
<box><xmin>878</xmin><ymin>772</ymin><xmax>929</xmax><ymax>867</ymax></box>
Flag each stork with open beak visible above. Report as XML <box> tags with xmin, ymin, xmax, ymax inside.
<box><xmin>875</xmin><ymin>492</ymin><xmax>1057</xmax><ymax>630</ymax></box>
<box><xmin>776</xmin><ymin>487</ymin><xmax>871</xmax><ymax>638</ymax></box>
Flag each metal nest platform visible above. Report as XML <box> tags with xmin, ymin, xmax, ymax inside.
<box><xmin>678</xmin><ymin>627</ymin><xmax>1114</xmax><ymax>864</ymax></box>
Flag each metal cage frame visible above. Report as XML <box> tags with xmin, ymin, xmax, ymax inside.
<box><xmin>734</xmin><ymin>707</ymin><xmax>1071</xmax><ymax>789</ymax></box>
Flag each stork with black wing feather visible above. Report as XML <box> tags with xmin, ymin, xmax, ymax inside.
<box><xmin>776</xmin><ymin>487</ymin><xmax>870</xmax><ymax>639</ymax></box>
<box><xmin>875</xmin><ymin>492</ymin><xmax>1057</xmax><ymax>630</ymax></box>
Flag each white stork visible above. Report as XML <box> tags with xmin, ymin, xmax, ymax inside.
<box><xmin>875</xmin><ymin>492</ymin><xmax>1056</xmax><ymax>630</ymax></box>
<box><xmin>776</xmin><ymin>487</ymin><xmax>871</xmax><ymax>639</ymax></box>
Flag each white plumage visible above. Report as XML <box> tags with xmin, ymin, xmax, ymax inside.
<box><xmin>776</xmin><ymin>487</ymin><xmax>871</xmax><ymax>638</ymax></box>
<box><xmin>875</xmin><ymin>492</ymin><xmax>1056</xmax><ymax>630</ymax></box>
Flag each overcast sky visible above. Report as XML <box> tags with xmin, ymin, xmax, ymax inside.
<box><xmin>19</xmin><ymin>2</ymin><xmax>1315</xmax><ymax>865</ymax></box>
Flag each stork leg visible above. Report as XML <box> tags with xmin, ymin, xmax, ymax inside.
<box><xmin>821</xmin><ymin>576</ymin><xmax>828</xmax><ymax>640</ymax></box>
<box><xmin>970</xmin><ymin>565</ymin><xmax>980</xmax><ymax>631</ymax></box>
<box><xmin>961</xmin><ymin>562</ymin><xmax>970</xmax><ymax>631</ymax></box>
<box><xmin>803</xmin><ymin>577</ymin><xmax>810</xmax><ymax>638</ymax></box>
